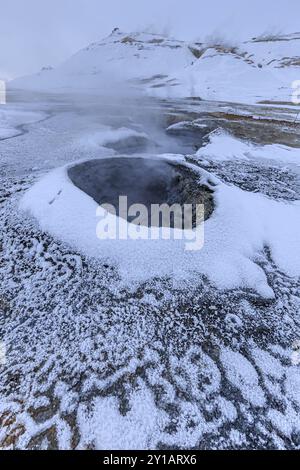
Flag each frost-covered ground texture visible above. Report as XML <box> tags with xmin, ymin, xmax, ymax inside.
<box><xmin>1</xmin><ymin>30</ymin><xmax>300</xmax><ymax>450</ymax></box>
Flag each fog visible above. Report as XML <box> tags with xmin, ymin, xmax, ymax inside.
<box><xmin>1</xmin><ymin>0</ymin><xmax>299</xmax><ymax>80</ymax></box>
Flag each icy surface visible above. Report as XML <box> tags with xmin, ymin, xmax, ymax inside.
<box><xmin>10</xmin><ymin>30</ymin><xmax>300</xmax><ymax>105</ymax></box>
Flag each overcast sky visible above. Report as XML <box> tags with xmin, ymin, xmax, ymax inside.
<box><xmin>1</xmin><ymin>0</ymin><xmax>299</xmax><ymax>79</ymax></box>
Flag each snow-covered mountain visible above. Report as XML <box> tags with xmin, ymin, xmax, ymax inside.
<box><xmin>10</xmin><ymin>29</ymin><xmax>300</xmax><ymax>104</ymax></box>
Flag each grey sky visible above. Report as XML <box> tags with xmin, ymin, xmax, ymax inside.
<box><xmin>1</xmin><ymin>0</ymin><xmax>299</xmax><ymax>79</ymax></box>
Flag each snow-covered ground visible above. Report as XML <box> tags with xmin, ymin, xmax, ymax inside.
<box><xmin>9</xmin><ymin>30</ymin><xmax>300</xmax><ymax>105</ymax></box>
<box><xmin>0</xmin><ymin>30</ymin><xmax>300</xmax><ymax>450</ymax></box>
<box><xmin>19</xmin><ymin>154</ymin><xmax>299</xmax><ymax>297</ymax></box>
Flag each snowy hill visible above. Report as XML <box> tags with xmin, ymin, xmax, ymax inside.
<box><xmin>9</xmin><ymin>29</ymin><xmax>300</xmax><ymax>105</ymax></box>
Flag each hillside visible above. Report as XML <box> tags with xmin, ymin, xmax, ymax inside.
<box><xmin>9</xmin><ymin>29</ymin><xmax>300</xmax><ymax>104</ymax></box>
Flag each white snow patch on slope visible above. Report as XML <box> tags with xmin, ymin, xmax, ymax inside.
<box><xmin>245</xmin><ymin>33</ymin><xmax>300</xmax><ymax>67</ymax></box>
<box><xmin>196</xmin><ymin>129</ymin><xmax>300</xmax><ymax>166</ymax></box>
<box><xmin>19</xmin><ymin>155</ymin><xmax>300</xmax><ymax>297</ymax></box>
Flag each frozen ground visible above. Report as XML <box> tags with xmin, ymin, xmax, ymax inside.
<box><xmin>0</xmin><ymin>94</ymin><xmax>300</xmax><ymax>449</ymax></box>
